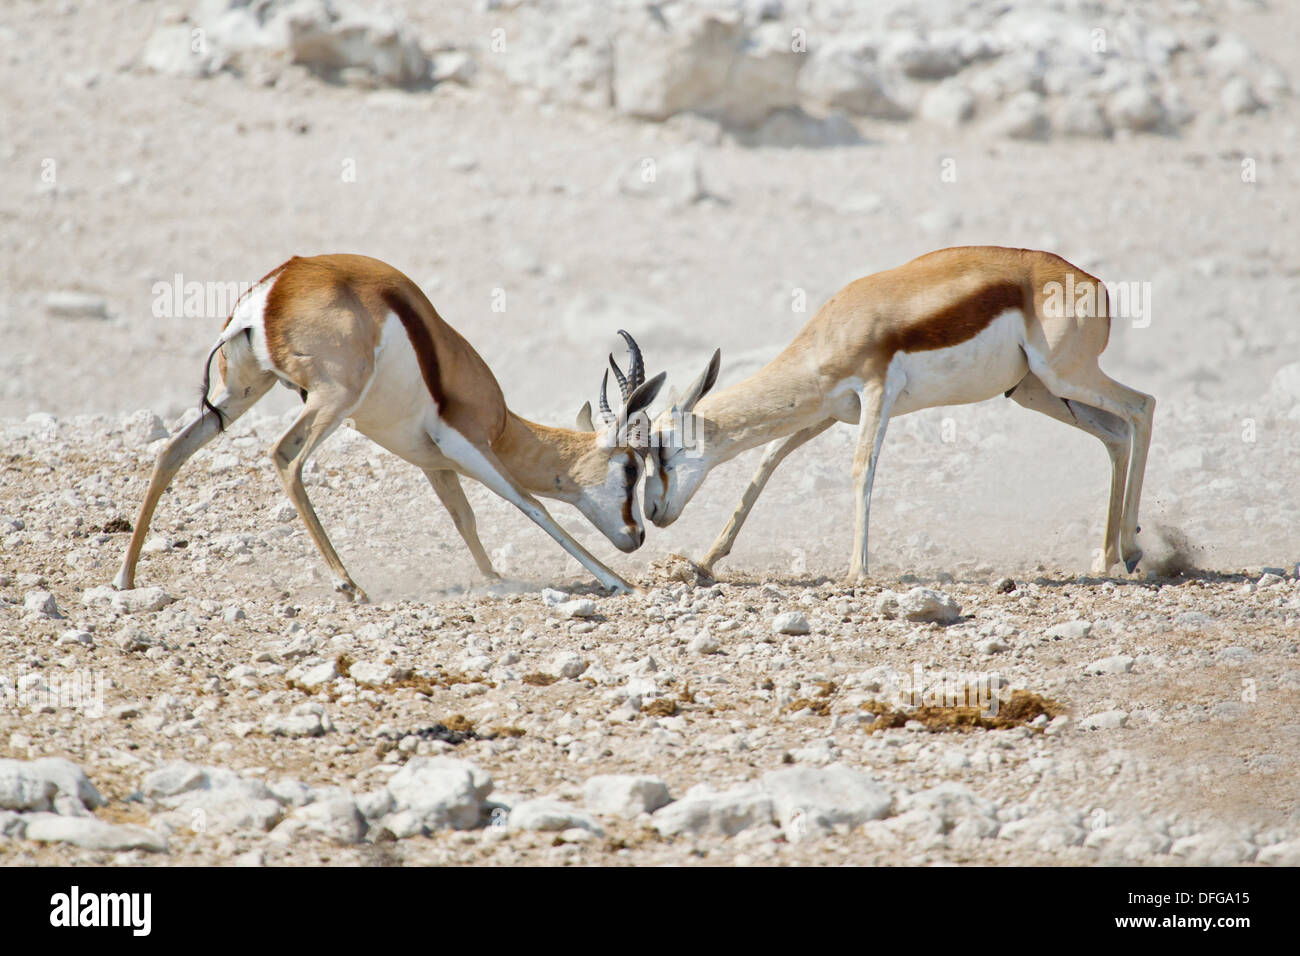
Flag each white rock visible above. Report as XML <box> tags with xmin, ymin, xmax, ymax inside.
<box><xmin>540</xmin><ymin>587</ymin><xmax>569</xmax><ymax>606</ymax></box>
<box><xmin>1</xmin><ymin>757</ymin><xmax>103</xmax><ymax>815</ymax></box>
<box><xmin>1045</xmin><ymin>620</ymin><xmax>1092</xmax><ymax>639</ymax></box>
<box><xmin>1085</xmin><ymin>655</ymin><xmax>1134</xmax><ymax>675</ymax></box>
<box><xmin>1169</xmin><ymin>830</ymin><xmax>1256</xmax><ymax>865</ymax></box>
<box><xmin>614</xmin><ymin>11</ymin><xmax>799</xmax><ymax>127</ymax></box>
<box><xmin>1258</xmin><ymin>839</ymin><xmax>1300</xmax><ymax>866</ymax></box>
<box><xmin>356</xmin><ymin>789</ymin><xmax>395</xmax><ymax>820</ymax></box>
<box><xmin>798</xmin><ymin>37</ymin><xmax>909</xmax><ymax>119</ymax></box>
<box><xmin>1217</xmin><ymin>646</ymin><xmax>1254</xmax><ymax>666</ymax></box>
<box><xmin>23</xmin><ymin>813</ymin><xmax>167</xmax><ymax>852</ymax></box>
<box><xmin>920</xmin><ymin>83</ymin><xmax>975</xmax><ymax>128</ymax></box>
<box><xmin>998</xmin><ymin>810</ymin><xmax>1086</xmax><ymax>851</ymax></box>
<box><xmin>555</xmin><ymin>599</ymin><xmax>597</xmax><ymax>620</ymax></box>
<box><xmin>549</xmin><ymin>651</ymin><xmax>588</xmax><ymax>679</ymax></box>
<box><xmin>112</xmin><ymin>587</ymin><xmax>174</xmax><ymax>614</ymax></box>
<box><xmin>141</xmin><ymin>762</ymin><xmax>208</xmax><ymax>800</ymax></box>
<box><xmin>141</xmin><ymin>23</ymin><xmax>216</xmax><ymax>78</ymax></box>
<box><xmin>23</xmin><ymin>591</ymin><xmax>60</xmax><ymax>618</ymax></box>
<box><xmin>44</xmin><ymin>291</ymin><xmax>109</xmax><ymax>319</ymax></box>
<box><xmin>583</xmin><ymin>774</ymin><xmax>671</xmax><ymax>818</ymax></box>
<box><xmin>263</xmin><ymin>706</ymin><xmax>328</xmax><ymax>738</ymax></box>
<box><xmin>688</xmin><ymin>631</ymin><xmax>720</xmax><ymax>655</ymax></box>
<box><xmin>652</xmin><ymin>785</ymin><xmax>773</xmax><ymax>838</ymax></box>
<box><xmin>1080</xmin><ymin>709</ymin><xmax>1128</xmax><ymax>730</ymax></box>
<box><xmin>180</xmin><ymin>0</ymin><xmax>429</xmax><ymax>87</ymax></box>
<box><xmin>616</xmin><ymin>148</ymin><xmax>707</xmax><ymax>207</ymax></box>
<box><xmin>0</xmin><ymin>761</ymin><xmax>57</xmax><ymax>811</ymax></box>
<box><xmin>761</xmin><ymin>765</ymin><xmax>892</xmax><ymax>840</ymax></box>
<box><xmin>299</xmin><ymin>660</ymin><xmax>339</xmax><ymax>687</ymax></box>
<box><xmin>1220</xmin><ymin>77</ymin><xmax>1260</xmax><ymax>115</ymax></box>
<box><xmin>81</xmin><ymin>585</ymin><xmax>116</xmax><ymax>607</ymax></box>
<box><xmin>772</xmin><ymin>611</ymin><xmax>809</xmax><ymax>635</ymax></box>
<box><xmin>348</xmin><ymin>661</ymin><xmax>393</xmax><ymax>685</ymax></box>
<box><xmin>123</xmin><ymin>409</ymin><xmax>169</xmax><ymax>445</ymax></box>
<box><xmin>897</xmin><ymin>587</ymin><xmax>961</xmax><ymax>625</ymax></box>
<box><xmin>144</xmin><ymin>765</ymin><xmax>285</xmax><ymax>833</ymax></box>
<box><xmin>890</xmin><ymin>785</ymin><xmax>1000</xmax><ymax>846</ymax></box>
<box><xmin>267</xmin><ymin>778</ymin><xmax>315</xmax><ymax>808</ymax></box>
<box><xmin>270</xmin><ymin>795</ymin><xmax>366</xmax><ymax>845</ymax></box>
<box><xmin>384</xmin><ymin>757</ymin><xmax>492</xmax><ymax>832</ymax></box>
<box><xmin>508</xmin><ymin>798</ymin><xmax>604</xmax><ymax>835</ymax></box>
<box><xmin>1085</xmin><ymin>821</ymin><xmax>1171</xmax><ymax>859</ymax></box>
<box><xmin>432</xmin><ymin>50</ymin><xmax>476</xmax><ymax>85</ymax></box>
<box><xmin>1269</xmin><ymin>363</ymin><xmax>1300</xmax><ymax>408</ymax></box>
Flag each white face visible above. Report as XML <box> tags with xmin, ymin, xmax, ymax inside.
<box><xmin>572</xmin><ymin>447</ymin><xmax>646</xmax><ymax>553</ymax></box>
<box><xmin>643</xmin><ymin>410</ymin><xmax>709</xmax><ymax>527</ymax></box>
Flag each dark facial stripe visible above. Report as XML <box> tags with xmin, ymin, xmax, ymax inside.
<box><xmin>886</xmin><ymin>282</ymin><xmax>1023</xmax><ymax>354</ymax></box>
<box><xmin>621</xmin><ymin>453</ymin><xmax>637</xmax><ymax>527</ymax></box>
<box><xmin>383</xmin><ymin>288</ymin><xmax>447</xmax><ymax>408</ymax></box>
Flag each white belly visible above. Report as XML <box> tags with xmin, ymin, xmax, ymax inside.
<box><xmin>347</xmin><ymin>313</ymin><xmax>449</xmax><ymax>468</ymax></box>
<box><xmin>890</xmin><ymin>308</ymin><xmax>1029</xmax><ymax>415</ymax></box>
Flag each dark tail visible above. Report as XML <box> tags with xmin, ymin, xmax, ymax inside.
<box><xmin>199</xmin><ymin>338</ymin><xmax>227</xmax><ymax>432</ymax></box>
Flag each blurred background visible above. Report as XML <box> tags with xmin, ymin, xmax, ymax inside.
<box><xmin>3</xmin><ymin>0</ymin><xmax>1296</xmax><ymax>591</ymax></box>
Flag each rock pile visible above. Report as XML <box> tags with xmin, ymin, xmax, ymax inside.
<box><xmin>142</xmin><ymin>1</ymin><xmax>1291</xmax><ymax>141</ymax></box>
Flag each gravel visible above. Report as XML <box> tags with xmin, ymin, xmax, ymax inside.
<box><xmin>1</xmin><ymin>0</ymin><xmax>1296</xmax><ymax>869</ymax></box>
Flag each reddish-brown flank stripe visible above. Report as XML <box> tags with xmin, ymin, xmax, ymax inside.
<box><xmin>382</xmin><ymin>287</ymin><xmax>448</xmax><ymax>409</ymax></box>
<box><xmin>885</xmin><ymin>281</ymin><xmax>1024</xmax><ymax>355</ymax></box>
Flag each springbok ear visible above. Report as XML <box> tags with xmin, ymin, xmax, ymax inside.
<box><xmin>613</xmin><ymin>371</ymin><xmax>668</xmax><ymax>444</ymax></box>
<box><xmin>625</xmin><ymin>371</ymin><xmax>667</xmax><ymax>417</ymax></box>
<box><xmin>576</xmin><ymin>401</ymin><xmax>595</xmax><ymax>432</ymax></box>
<box><xmin>679</xmin><ymin>349</ymin><xmax>721</xmax><ymax>413</ymax></box>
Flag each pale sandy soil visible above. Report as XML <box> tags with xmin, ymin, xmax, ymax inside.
<box><xmin>1</xmin><ymin>0</ymin><xmax>1297</xmax><ymax>865</ymax></box>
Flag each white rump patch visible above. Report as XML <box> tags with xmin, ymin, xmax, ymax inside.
<box><xmin>220</xmin><ymin>276</ymin><xmax>278</xmax><ymax>372</ymax></box>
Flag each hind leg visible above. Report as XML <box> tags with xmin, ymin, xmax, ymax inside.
<box><xmin>271</xmin><ymin>388</ymin><xmax>370</xmax><ymax>602</ymax></box>
<box><xmin>424</xmin><ymin>468</ymin><xmax>499</xmax><ymax>581</ymax></box>
<box><xmin>1027</xmin><ymin>358</ymin><xmax>1155</xmax><ymax>573</ymax></box>
<box><xmin>114</xmin><ymin>374</ymin><xmax>274</xmax><ymax>590</ymax></box>
<box><xmin>1008</xmin><ymin>374</ymin><xmax>1130</xmax><ymax>574</ymax></box>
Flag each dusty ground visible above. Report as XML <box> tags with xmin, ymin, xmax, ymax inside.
<box><xmin>1</xmin><ymin>0</ymin><xmax>1298</xmax><ymax>865</ymax></box>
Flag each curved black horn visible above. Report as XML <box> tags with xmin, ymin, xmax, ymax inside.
<box><xmin>617</xmin><ymin>329</ymin><xmax>644</xmax><ymax>389</ymax></box>
<box><xmin>608</xmin><ymin>354</ymin><xmax>630</xmax><ymax>403</ymax></box>
<box><xmin>598</xmin><ymin>369</ymin><xmax>614</xmax><ymax>422</ymax></box>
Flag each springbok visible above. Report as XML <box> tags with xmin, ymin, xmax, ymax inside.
<box><xmin>643</xmin><ymin>246</ymin><xmax>1155</xmax><ymax>581</ymax></box>
<box><xmin>113</xmin><ymin>253</ymin><xmax>665</xmax><ymax>600</ymax></box>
